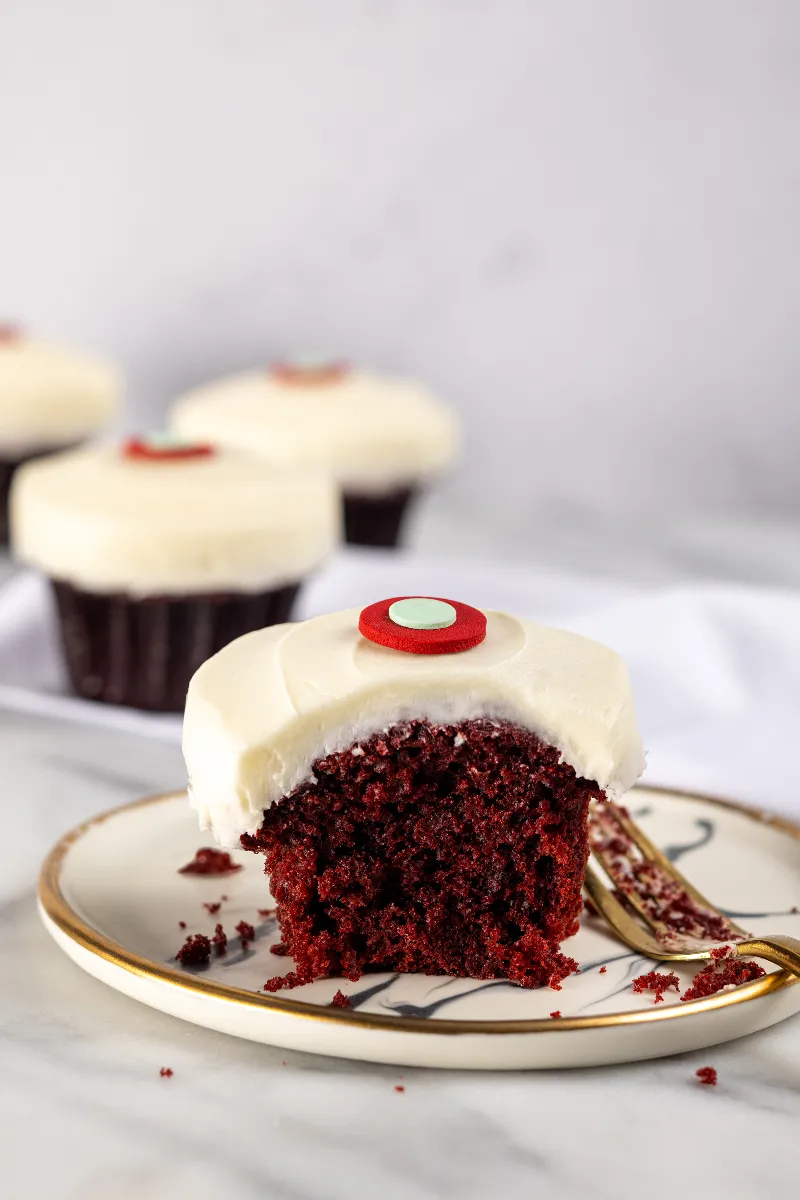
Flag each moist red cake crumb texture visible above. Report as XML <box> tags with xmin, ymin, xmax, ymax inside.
<box><xmin>159</xmin><ymin>1068</ymin><xmax>173</xmax><ymax>1078</ymax></box>
<box><xmin>176</xmin><ymin>933</ymin><xmax>211</xmax><ymax>966</ymax></box>
<box><xmin>632</xmin><ymin>970</ymin><xmax>680</xmax><ymax>1003</ymax></box>
<box><xmin>236</xmin><ymin>920</ymin><xmax>255</xmax><ymax>950</ymax></box>
<box><xmin>696</xmin><ymin>1066</ymin><xmax>718</xmax><ymax>1086</ymax></box>
<box><xmin>681</xmin><ymin>957</ymin><xmax>765</xmax><ymax>1002</ymax></box>
<box><xmin>212</xmin><ymin>924</ymin><xmax>227</xmax><ymax>955</ymax></box>
<box><xmin>241</xmin><ymin>718</ymin><xmax>599</xmax><ymax>991</ymax></box>
<box><xmin>330</xmin><ymin>989</ymin><xmax>351</xmax><ymax>1008</ymax></box>
<box><xmin>588</xmin><ymin>804</ymin><xmax>739</xmax><ymax>944</ymax></box>
<box><xmin>179</xmin><ymin>847</ymin><xmax>242</xmax><ymax>876</ymax></box>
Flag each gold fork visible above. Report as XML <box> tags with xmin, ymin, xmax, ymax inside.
<box><xmin>584</xmin><ymin>801</ymin><xmax>800</xmax><ymax>977</ymax></box>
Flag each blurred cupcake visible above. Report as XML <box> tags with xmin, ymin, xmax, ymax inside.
<box><xmin>169</xmin><ymin>360</ymin><xmax>459</xmax><ymax>548</ymax></box>
<box><xmin>0</xmin><ymin>325</ymin><xmax>120</xmax><ymax>544</ymax></box>
<box><xmin>10</xmin><ymin>435</ymin><xmax>339</xmax><ymax>712</ymax></box>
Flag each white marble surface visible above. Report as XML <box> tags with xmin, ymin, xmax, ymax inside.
<box><xmin>2</xmin><ymin>530</ymin><xmax>800</xmax><ymax>1199</ymax></box>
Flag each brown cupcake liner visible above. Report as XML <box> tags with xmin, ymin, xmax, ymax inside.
<box><xmin>51</xmin><ymin>579</ymin><xmax>301</xmax><ymax>712</ymax></box>
<box><xmin>342</xmin><ymin>487</ymin><xmax>418</xmax><ymax>549</ymax></box>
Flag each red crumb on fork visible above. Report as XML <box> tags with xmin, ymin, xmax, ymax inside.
<box><xmin>176</xmin><ymin>933</ymin><xmax>211</xmax><ymax>966</ymax></box>
<box><xmin>550</xmin><ymin>1011</ymin><xmax>562</xmax><ymax>1019</ymax></box>
<box><xmin>696</xmin><ymin>1066</ymin><xmax>717</xmax><ymax>1086</ymax></box>
<box><xmin>681</xmin><ymin>958</ymin><xmax>765</xmax><ymax>1002</ymax></box>
<box><xmin>179</xmin><ymin>848</ymin><xmax>242</xmax><ymax>876</ymax></box>
<box><xmin>632</xmin><ymin>970</ymin><xmax>680</xmax><ymax>1003</ymax></box>
<box><xmin>236</xmin><ymin>920</ymin><xmax>255</xmax><ymax>950</ymax></box>
<box><xmin>330</xmin><ymin>990</ymin><xmax>351</xmax><ymax>1008</ymax></box>
<box><xmin>159</xmin><ymin>1067</ymin><xmax>173</xmax><ymax>1078</ymax></box>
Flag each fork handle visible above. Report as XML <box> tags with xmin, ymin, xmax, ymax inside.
<box><xmin>737</xmin><ymin>934</ymin><xmax>800</xmax><ymax>978</ymax></box>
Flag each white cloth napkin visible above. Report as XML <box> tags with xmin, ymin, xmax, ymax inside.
<box><xmin>0</xmin><ymin>550</ymin><xmax>797</xmax><ymax>820</ymax></box>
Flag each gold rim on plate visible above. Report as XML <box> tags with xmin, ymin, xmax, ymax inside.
<box><xmin>38</xmin><ymin>785</ymin><xmax>800</xmax><ymax>1037</ymax></box>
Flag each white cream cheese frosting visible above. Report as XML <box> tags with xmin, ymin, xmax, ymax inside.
<box><xmin>11</xmin><ymin>444</ymin><xmax>340</xmax><ymax>595</ymax></box>
<box><xmin>169</xmin><ymin>367</ymin><xmax>460</xmax><ymax>494</ymax></box>
<box><xmin>183</xmin><ymin>606</ymin><xmax>645</xmax><ymax>846</ymax></box>
<box><xmin>0</xmin><ymin>333</ymin><xmax>120</xmax><ymax>452</ymax></box>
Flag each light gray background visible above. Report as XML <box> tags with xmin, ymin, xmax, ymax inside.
<box><xmin>2</xmin><ymin>0</ymin><xmax>800</xmax><ymax>546</ymax></box>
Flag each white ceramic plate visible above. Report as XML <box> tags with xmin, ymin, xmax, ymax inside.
<box><xmin>39</xmin><ymin>785</ymin><xmax>800</xmax><ymax>1069</ymax></box>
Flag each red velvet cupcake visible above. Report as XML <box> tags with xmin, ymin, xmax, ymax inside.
<box><xmin>169</xmin><ymin>362</ymin><xmax>459</xmax><ymax>548</ymax></box>
<box><xmin>0</xmin><ymin>325</ymin><xmax>120</xmax><ymax>543</ymax></box>
<box><xmin>183</xmin><ymin>596</ymin><xmax>644</xmax><ymax>990</ymax></box>
<box><xmin>10</xmin><ymin>436</ymin><xmax>339</xmax><ymax>711</ymax></box>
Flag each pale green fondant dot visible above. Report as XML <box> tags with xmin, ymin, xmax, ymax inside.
<box><xmin>388</xmin><ymin>598</ymin><xmax>457</xmax><ymax>630</ymax></box>
<box><xmin>145</xmin><ymin>431</ymin><xmax>189</xmax><ymax>449</ymax></box>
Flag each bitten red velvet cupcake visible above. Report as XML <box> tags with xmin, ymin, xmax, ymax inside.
<box><xmin>0</xmin><ymin>325</ymin><xmax>120</xmax><ymax>544</ymax></box>
<box><xmin>183</xmin><ymin>596</ymin><xmax>644</xmax><ymax>990</ymax></box>
<box><xmin>169</xmin><ymin>361</ymin><xmax>459</xmax><ymax>548</ymax></box>
<box><xmin>10</xmin><ymin>436</ymin><xmax>339</xmax><ymax>711</ymax></box>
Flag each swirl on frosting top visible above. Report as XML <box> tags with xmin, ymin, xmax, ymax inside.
<box><xmin>169</xmin><ymin>368</ymin><xmax>459</xmax><ymax>492</ymax></box>
<box><xmin>183</xmin><ymin>606</ymin><xmax>645</xmax><ymax>847</ymax></box>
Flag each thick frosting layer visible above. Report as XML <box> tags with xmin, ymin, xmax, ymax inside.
<box><xmin>169</xmin><ymin>368</ymin><xmax>460</xmax><ymax>493</ymax></box>
<box><xmin>11</xmin><ymin>444</ymin><xmax>340</xmax><ymax>595</ymax></box>
<box><xmin>183</xmin><ymin>607</ymin><xmax>645</xmax><ymax>846</ymax></box>
<box><xmin>0</xmin><ymin>334</ymin><xmax>120</xmax><ymax>451</ymax></box>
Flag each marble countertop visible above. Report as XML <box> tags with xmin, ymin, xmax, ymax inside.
<box><xmin>3</xmin><ymin>521</ymin><xmax>800</xmax><ymax>1199</ymax></box>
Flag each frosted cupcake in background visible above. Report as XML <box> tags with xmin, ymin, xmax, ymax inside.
<box><xmin>0</xmin><ymin>325</ymin><xmax>120</xmax><ymax>543</ymax></box>
<box><xmin>10</xmin><ymin>435</ymin><xmax>339</xmax><ymax>711</ymax></box>
<box><xmin>169</xmin><ymin>360</ymin><xmax>460</xmax><ymax>548</ymax></box>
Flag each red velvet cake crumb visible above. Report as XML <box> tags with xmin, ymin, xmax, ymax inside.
<box><xmin>330</xmin><ymin>989</ymin><xmax>351</xmax><ymax>1008</ymax></box>
<box><xmin>550</xmin><ymin>1010</ymin><xmax>562</xmax><ymax>1019</ymax></box>
<box><xmin>176</xmin><ymin>934</ymin><xmax>211</xmax><ymax>966</ymax></box>
<box><xmin>681</xmin><ymin>958</ymin><xmax>765</xmax><ymax>1002</ymax></box>
<box><xmin>159</xmin><ymin>1067</ymin><xmax>173</xmax><ymax>1078</ymax></box>
<box><xmin>178</xmin><ymin>921</ymin><xmax>186</xmax><ymax>929</ymax></box>
<box><xmin>599</xmin><ymin>965</ymin><xmax>607</xmax><ymax>973</ymax></box>
<box><xmin>395</xmin><ymin>1085</ymin><xmax>405</xmax><ymax>1093</ymax></box>
<box><xmin>212</xmin><ymin>923</ymin><xmax>227</xmax><ymax>956</ymax></box>
<box><xmin>696</xmin><ymin>1066</ymin><xmax>717</xmax><ymax>1086</ymax></box>
<box><xmin>588</xmin><ymin>805</ymin><xmax>740</xmax><ymax>945</ymax></box>
<box><xmin>632</xmin><ymin>970</ymin><xmax>680</xmax><ymax>1003</ymax></box>
<box><xmin>179</xmin><ymin>848</ymin><xmax>242</xmax><ymax>876</ymax></box>
<box><xmin>203</xmin><ymin>901</ymin><xmax>222</xmax><ymax>915</ymax></box>
<box><xmin>236</xmin><ymin>920</ymin><xmax>255</xmax><ymax>950</ymax></box>
<box><xmin>258</xmin><ymin>907</ymin><xmax>276</xmax><ymax>918</ymax></box>
<box><xmin>243</xmin><ymin>718</ymin><xmax>597</xmax><ymax>991</ymax></box>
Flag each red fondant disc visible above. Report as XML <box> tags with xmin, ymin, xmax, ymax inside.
<box><xmin>271</xmin><ymin>361</ymin><xmax>349</xmax><ymax>386</ymax></box>
<box><xmin>123</xmin><ymin>438</ymin><xmax>215</xmax><ymax>462</ymax></box>
<box><xmin>358</xmin><ymin>597</ymin><xmax>487</xmax><ymax>655</ymax></box>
